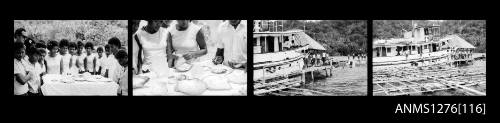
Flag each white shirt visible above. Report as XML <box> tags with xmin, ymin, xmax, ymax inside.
<box><xmin>14</xmin><ymin>58</ymin><xmax>29</xmax><ymax>95</ymax></box>
<box><xmin>96</xmin><ymin>55</ymin><xmax>107</xmax><ymax>73</ymax></box>
<box><xmin>216</xmin><ymin>21</ymin><xmax>247</xmax><ymax>65</ymax></box>
<box><xmin>85</xmin><ymin>53</ymin><xmax>97</xmax><ymax>72</ymax></box>
<box><xmin>107</xmin><ymin>54</ymin><xmax>120</xmax><ymax>80</ymax></box>
<box><xmin>45</xmin><ymin>54</ymin><xmax>62</xmax><ymax>74</ymax></box>
<box><xmin>113</xmin><ymin>65</ymin><xmax>128</xmax><ymax>96</ymax></box>
<box><xmin>25</xmin><ymin>62</ymin><xmax>43</xmax><ymax>93</ymax></box>
<box><xmin>61</xmin><ymin>53</ymin><xmax>71</xmax><ymax>75</ymax></box>
<box><xmin>76</xmin><ymin>54</ymin><xmax>87</xmax><ymax>72</ymax></box>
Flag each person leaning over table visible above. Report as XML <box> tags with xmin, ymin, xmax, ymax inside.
<box><xmin>212</xmin><ymin>20</ymin><xmax>247</xmax><ymax>69</ymax></box>
<box><xmin>167</xmin><ymin>20</ymin><xmax>207</xmax><ymax>68</ymax></box>
<box><xmin>14</xmin><ymin>41</ymin><xmax>32</xmax><ymax>96</ymax></box>
<box><xmin>106</xmin><ymin>37</ymin><xmax>121</xmax><ymax>80</ymax></box>
<box><xmin>113</xmin><ymin>49</ymin><xmax>128</xmax><ymax>96</ymax></box>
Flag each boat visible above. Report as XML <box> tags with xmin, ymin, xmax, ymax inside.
<box><xmin>253</xmin><ymin>20</ymin><xmax>317</xmax><ymax>95</ymax></box>
<box><xmin>373</xmin><ymin>24</ymin><xmax>475</xmax><ymax>67</ymax></box>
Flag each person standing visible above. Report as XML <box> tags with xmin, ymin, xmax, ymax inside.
<box><xmin>167</xmin><ymin>20</ymin><xmax>207</xmax><ymax>68</ymax></box>
<box><xmin>212</xmin><ymin>20</ymin><xmax>247</xmax><ymax>69</ymax></box>
<box><xmin>45</xmin><ymin>41</ymin><xmax>62</xmax><ymax>74</ymax></box>
<box><xmin>14</xmin><ymin>41</ymin><xmax>32</xmax><ymax>96</ymax></box>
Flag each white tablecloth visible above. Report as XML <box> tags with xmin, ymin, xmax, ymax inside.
<box><xmin>41</xmin><ymin>74</ymin><xmax>119</xmax><ymax>96</ymax></box>
<box><xmin>133</xmin><ymin>60</ymin><xmax>247</xmax><ymax>96</ymax></box>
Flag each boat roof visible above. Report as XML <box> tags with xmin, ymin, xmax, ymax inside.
<box><xmin>442</xmin><ymin>35</ymin><xmax>475</xmax><ymax>49</ymax></box>
<box><xmin>253</xmin><ymin>29</ymin><xmax>326</xmax><ymax>51</ymax></box>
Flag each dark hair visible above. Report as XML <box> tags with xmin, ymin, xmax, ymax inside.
<box><xmin>47</xmin><ymin>40</ymin><xmax>59</xmax><ymax>50</ymax></box>
<box><xmin>105</xmin><ymin>44</ymin><xmax>110</xmax><ymax>49</ymax></box>
<box><xmin>26</xmin><ymin>46</ymin><xmax>41</xmax><ymax>57</ymax></box>
<box><xmin>36</xmin><ymin>40</ymin><xmax>46</xmax><ymax>48</ymax></box>
<box><xmin>77</xmin><ymin>41</ymin><xmax>84</xmax><ymax>48</ymax></box>
<box><xmin>14</xmin><ymin>41</ymin><xmax>25</xmax><ymax>51</ymax></box>
<box><xmin>14</xmin><ymin>28</ymin><xmax>26</xmax><ymax>37</ymax></box>
<box><xmin>108</xmin><ymin>37</ymin><xmax>121</xmax><ymax>47</ymax></box>
<box><xmin>85</xmin><ymin>42</ymin><xmax>94</xmax><ymax>50</ymax></box>
<box><xmin>59</xmin><ymin>39</ymin><xmax>69</xmax><ymax>48</ymax></box>
<box><xmin>69</xmin><ymin>42</ymin><xmax>76</xmax><ymax>48</ymax></box>
<box><xmin>24</xmin><ymin>38</ymin><xmax>36</xmax><ymax>49</ymax></box>
<box><xmin>114</xmin><ymin>49</ymin><xmax>128</xmax><ymax>60</ymax></box>
<box><xmin>37</xmin><ymin>48</ymin><xmax>46</xmax><ymax>54</ymax></box>
<box><xmin>97</xmin><ymin>47</ymin><xmax>103</xmax><ymax>52</ymax></box>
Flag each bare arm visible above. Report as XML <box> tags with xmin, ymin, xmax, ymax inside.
<box><xmin>69</xmin><ymin>58</ymin><xmax>72</xmax><ymax>69</ymax></box>
<box><xmin>167</xmin><ymin>32</ymin><xmax>175</xmax><ymax>68</ymax></box>
<box><xmin>84</xmin><ymin>57</ymin><xmax>88</xmax><ymax>72</ymax></box>
<box><xmin>93</xmin><ymin>57</ymin><xmax>97</xmax><ymax>74</ymax></box>
<box><xmin>15</xmin><ymin>73</ymin><xmax>31</xmax><ymax>85</ymax></box>
<box><xmin>183</xmin><ymin>29</ymin><xmax>207</xmax><ymax>60</ymax></box>
<box><xmin>194</xmin><ymin>29</ymin><xmax>207</xmax><ymax>57</ymax></box>
<box><xmin>134</xmin><ymin>34</ymin><xmax>143</xmax><ymax>74</ymax></box>
<box><xmin>60</xmin><ymin>58</ymin><xmax>64</xmax><ymax>74</ymax></box>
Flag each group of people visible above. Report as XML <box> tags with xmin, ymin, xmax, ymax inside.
<box><xmin>14</xmin><ymin>28</ymin><xmax>128</xmax><ymax>96</ymax></box>
<box><xmin>304</xmin><ymin>51</ymin><xmax>329</xmax><ymax>67</ymax></box>
<box><xmin>133</xmin><ymin>20</ymin><xmax>247</xmax><ymax>76</ymax></box>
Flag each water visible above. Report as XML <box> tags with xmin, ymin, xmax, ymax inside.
<box><xmin>303</xmin><ymin>64</ymin><xmax>368</xmax><ymax>96</ymax></box>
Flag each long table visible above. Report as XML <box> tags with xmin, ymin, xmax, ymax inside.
<box><xmin>133</xmin><ymin>60</ymin><xmax>247</xmax><ymax>96</ymax></box>
<box><xmin>41</xmin><ymin>74</ymin><xmax>119</xmax><ymax>96</ymax></box>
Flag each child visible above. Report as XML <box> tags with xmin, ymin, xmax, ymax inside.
<box><xmin>68</xmin><ymin>42</ymin><xmax>78</xmax><ymax>75</ymax></box>
<box><xmin>35</xmin><ymin>41</ymin><xmax>47</xmax><ymax>73</ymax></box>
<box><xmin>84</xmin><ymin>42</ymin><xmax>97</xmax><ymax>75</ymax></box>
<box><xmin>26</xmin><ymin>47</ymin><xmax>44</xmax><ymax>96</ymax></box>
<box><xmin>76</xmin><ymin>41</ymin><xmax>86</xmax><ymax>74</ymax></box>
<box><xmin>45</xmin><ymin>40</ymin><xmax>61</xmax><ymax>74</ymax></box>
<box><xmin>96</xmin><ymin>46</ymin><xmax>106</xmax><ymax>75</ymax></box>
<box><xmin>114</xmin><ymin>49</ymin><xmax>128</xmax><ymax>96</ymax></box>
<box><xmin>102</xmin><ymin>44</ymin><xmax>111</xmax><ymax>77</ymax></box>
<box><xmin>59</xmin><ymin>39</ymin><xmax>71</xmax><ymax>75</ymax></box>
<box><xmin>14</xmin><ymin>41</ymin><xmax>32</xmax><ymax>96</ymax></box>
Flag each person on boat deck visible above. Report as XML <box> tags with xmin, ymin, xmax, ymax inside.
<box><xmin>59</xmin><ymin>39</ymin><xmax>71</xmax><ymax>75</ymax></box>
<box><xmin>45</xmin><ymin>40</ymin><xmax>62</xmax><ymax>74</ymax></box>
<box><xmin>283</xmin><ymin>39</ymin><xmax>291</xmax><ymax>50</ymax></box>
<box><xmin>113</xmin><ymin>49</ymin><xmax>128</xmax><ymax>96</ymax></box>
<box><xmin>84</xmin><ymin>42</ymin><xmax>97</xmax><ymax>75</ymax></box>
<box><xmin>167</xmin><ymin>20</ymin><xmax>207</xmax><ymax>68</ymax></box>
<box><xmin>106</xmin><ymin>37</ymin><xmax>122</xmax><ymax>80</ymax></box>
<box><xmin>322</xmin><ymin>52</ymin><xmax>327</xmax><ymax>65</ymax></box>
<box><xmin>212</xmin><ymin>20</ymin><xmax>247</xmax><ymax>69</ymax></box>
<box><xmin>25</xmin><ymin>47</ymin><xmax>45</xmax><ymax>96</ymax></box>
<box><xmin>14</xmin><ymin>41</ymin><xmax>32</xmax><ymax>96</ymax></box>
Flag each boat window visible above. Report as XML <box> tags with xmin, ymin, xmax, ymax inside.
<box><xmin>260</xmin><ymin>37</ymin><xmax>266</xmax><ymax>53</ymax></box>
<box><xmin>253</xmin><ymin>38</ymin><xmax>258</xmax><ymax>46</ymax></box>
<box><xmin>266</xmin><ymin>36</ymin><xmax>274</xmax><ymax>52</ymax></box>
